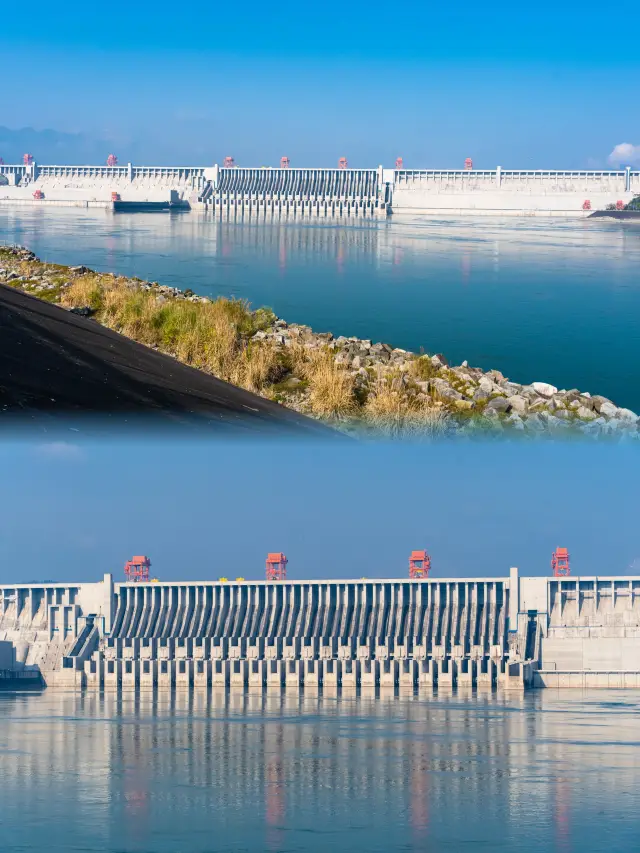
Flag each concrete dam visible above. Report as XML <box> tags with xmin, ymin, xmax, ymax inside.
<box><xmin>2</xmin><ymin>569</ymin><xmax>640</xmax><ymax>691</ymax></box>
<box><xmin>1</xmin><ymin>160</ymin><xmax>638</xmax><ymax>217</ymax></box>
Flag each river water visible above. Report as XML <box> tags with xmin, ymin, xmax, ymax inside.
<box><xmin>1</xmin><ymin>688</ymin><xmax>639</xmax><ymax>852</ymax></box>
<box><xmin>1</xmin><ymin>208</ymin><xmax>640</xmax><ymax>411</ymax></box>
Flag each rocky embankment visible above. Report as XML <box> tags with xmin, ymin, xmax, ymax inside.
<box><xmin>1</xmin><ymin>244</ymin><xmax>638</xmax><ymax>439</ymax></box>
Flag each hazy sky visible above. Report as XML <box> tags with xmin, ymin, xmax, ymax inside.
<box><xmin>1</xmin><ymin>0</ymin><xmax>639</xmax><ymax>167</ymax></box>
<box><xmin>0</xmin><ymin>437</ymin><xmax>638</xmax><ymax>584</ymax></box>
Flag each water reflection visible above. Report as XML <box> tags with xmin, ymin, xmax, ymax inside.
<box><xmin>1</xmin><ymin>689</ymin><xmax>640</xmax><ymax>852</ymax></box>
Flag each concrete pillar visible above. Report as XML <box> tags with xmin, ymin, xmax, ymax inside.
<box><xmin>121</xmin><ymin>659</ymin><xmax>139</xmax><ymax>689</ymax></box>
<box><xmin>323</xmin><ymin>659</ymin><xmax>341</xmax><ymax>687</ymax></box>
<box><xmin>508</xmin><ymin>567</ymin><xmax>519</xmax><ymax>635</ymax></box>
<box><xmin>158</xmin><ymin>659</ymin><xmax>175</xmax><ymax>689</ymax></box>
<box><xmin>230</xmin><ymin>659</ymin><xmax>248</xmax><ymax>687</ymax></box>
<box><xmin>457</xmin><ymin>658</ymin><xmax>475</xmax><ymax>687</ymax></box>
<box><xmin>228</xmin><ymin>639</ymin><xmax>246</xmax><ymax>659</ymax></box>
<box><xmin>283</xmin><ymin>639</ymin><xmax>300</xmax><ymax>660</ymax></box>
<box><xmin>248</xmin><ymin>660</ymin><xmax>266</xmax><ymax>688</ymax></box>
<box><xmin>283</xmin><ymin>659</ymin><xmax>304</xmax><ymax>689</ymax></box>
<box><xmin>248</xmin><ymin>640</ymin><xmax>265</xmax><ymax>660</ymax></box>
<box><xmin>176</xmin><ymin>659</ymin><xmax>193</xmax><ymax>688</ymax></box>
<box><xmin>380</xmin><ymin>659</ymin><xmax>398</xmax><ymax>687</ymax></box>
<box><xmin>211</xmin><ymin>639</ymin><xmax>228</xmax><ymax>660</ymax></box>
<box><xmin>398</xmin><ymin>659</ymin><xmax>417</xmax><ymax>688</ymax></box>
<box><xmin>212</xmin><ymin>659</ymin><xmax>229</xmax><ymax>686</ymax></box>
<box><xmin>304</xmin><ymin>659</ymin><xmax>322</xmax><ymax>687</ymax></box>
<box><xmin>265</xmin><ymin>639</ymin><xmax>282</xmax><ymax>660</ymax></box>
<box><xmin>194</xmin><ymin>660</ymin><xmax>210</xmax><ymax>688</ymax></box>
<box><xmin>266</xmin><ymin>660</ymin><xmax>284</xmax><ymax>688</ymax></box>
<box><xmin>626</xmin><ymin>166</ymin><xmax>631</xmax><ymax>193</ymax></box>
<box><xmin>359</xmin><ymin>659</ymin><xmax>377</xmax><ymax>687</ymax></box>
<box><xmin>104</xmin><ymin>658</ymin><xmax>121</xmax><ymax>689</ymax></box>
<box><xmin>127</xmin><ymin>162</ymin><xmax>133</xmax><ymax>182</ymax></box>
<box><xmin>477</xmin><ymin>658</ymin><xmax>495</xmax><ymax>687</ymax></box>
<box><xmin>496</xmin><ymin>166</ymin><xmax>502</xmax><ymax>186</ymax></box>
<box><xmin>419</xmin><ymin>659</ymin><xmax>436</xmax><ymax>687</ymax></box>
<box><xmin>341</xmin><ymin>659</ymin><xmax>360</xmax><ymax>687</ymax></box>
<box><xmin>320</xmin><ymin>640</ymin><xmax>337</xmax><ymax>659</ymax></box>
<box><xmin>437</xmin><ymin>658</ymin><xmax>455</xmax><ymax>688</ymax></box>
<box><xmin>85</xmin><ymin>653</ymin><xmax>104</xmax><ymax>689</ymax></box>
<box><xmin>140</xmin><ymin>659</ymin><xmax>157</xmax><ymax>689</ymax></box>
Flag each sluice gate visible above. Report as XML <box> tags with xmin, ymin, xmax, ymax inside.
<box><xmin>208</xmin><ymin>166</ymin><xmax>388</xmax><ymax>218</ymax></box>
<box><xmin>5</xmin><ymin>570</ymin><xmax>640</xmax><ymax>690</ymax></box>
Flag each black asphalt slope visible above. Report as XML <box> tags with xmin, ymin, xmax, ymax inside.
<box><xmin>0</xmin><ymin>284</ymin><xmax>334</xmax><ymax>436</ymax></box>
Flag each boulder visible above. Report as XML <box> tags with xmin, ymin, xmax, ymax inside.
<box><xmin>507</xmin><ymin>395</ymin><xmax>528</xmax><ymax>414</ymax></box>
<box><xmin>432</xmin><ymin>378</ymin><xmax>463</xmax><ymax>402</ymax></box>
<box><xmin>599</xmin><ymin>401</ymin><xmax>619</xmax><ymax>418</ymax></box>
<box><xmin>473</xmin><ymin>387</ymin><xmax>491</xmax><ymax>403</ymax></box>
<box><xmin>531</xmin><ymin>382</ymin><xmax>558</xmax><ymax>398</ymax></box>
<box><xmin>486</xmin><ymin>396</ymin><xmax>510</xmax><ymax>413</ymax></box>
<box><xmin>486</xmin><ymin>369</ymin><xmax>506</xmax><ymax>382</ymax></box>
<box><xmin>576</xmin><ymin>406</ymin><xmax>597</xmax><ymax>421</ymax></box>
<box><xmin>431</xmin><ymin>354</ymin><xmax>448</xmax><ymax>369</ymax></box>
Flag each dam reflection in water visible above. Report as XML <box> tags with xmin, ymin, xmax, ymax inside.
<box><xmin>1</xmin><ymin>689</ymin><xmax>640</xmax><ymax>852</ymax></box>
<box><xmin>1</xmin><ymin>208</ymin><xmax>640</xmax><ymax>410</ymax></box>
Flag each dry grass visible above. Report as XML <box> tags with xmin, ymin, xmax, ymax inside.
<box><xmin>302</xmin><ymin>351</ymin><xmax>356</xmax><ymax>418</ymax></box>
<box><xmin>61</xmin><ymin>275</ymin><xmax>252</xmax><ymax>380</ymax></box>
<box><xmin>364</xmin><ymin>373</ymin><xmax>449</xmax><ymax>438</ymax></box>
<box><xmin>232</xmin><ymin>342</ymin><xmax>283</xmax><ymax>392</ymax></box>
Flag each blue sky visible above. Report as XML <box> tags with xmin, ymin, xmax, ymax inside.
<box><xmin>1</xmin><ymin>0</ymin><xmax>639</xmax><ymax>168</ymax></box>
<box><xmin>0</xmin><ymin>437</ymin><xmax>638</xmax><ymax>584</ymax></box>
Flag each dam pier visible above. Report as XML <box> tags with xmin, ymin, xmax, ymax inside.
<box><xmin>3</xmin><ymin>568</ymin><xmax>640</xmax><ymax>691</ymax></box>
<box><xmin>1</xmin><ymin>159</ymin><xmax>638</xmax><ymax>217</ymax></box>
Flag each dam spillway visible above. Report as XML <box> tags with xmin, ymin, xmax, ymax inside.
<box><xmin>1</xmin><ymin>160</ymin><xmax>638</xmax><ymax>217</ymax></box>
<box><xmin>3</xmin><ymin>570</ymin><xmax>640</xmax><ymax>690</ymax></box>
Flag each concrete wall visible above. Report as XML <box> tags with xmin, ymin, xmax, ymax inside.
<box><xmin>392</xmin><ymin>169</ymin><xmax>637</xmax><ymax>216</ymax></box>
<box><xmin>0</xmin><ymin>577</ymin><xmax>112</xmax><ymax>675</ymax></box>
<box><xmin>0</xmin><ymin>640</ymin><xmax>16</xmax><ymax>670</ymax></box>
<box><xmin>0</xmin><ymin>163</ymin><xmax>206</xmax><ymax>207</ymax></box>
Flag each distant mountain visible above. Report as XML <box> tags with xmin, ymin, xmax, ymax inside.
<box><xmin>0</xmin><ymin>126</ymin><xmax>119</xmax><ymax>165</ymax></box>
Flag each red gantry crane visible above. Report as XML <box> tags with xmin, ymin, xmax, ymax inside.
<box><xmin>280</xmin><ymin>156</ymin><xmax>290</xmax><ymax>168</ymax></box>
<box><xmin>124</xmin><ymin>556</ymin><xmax>151</xmax><ymax>583</ymax></box>
<box><xmin>338</xmin><ymin>157</ymin><xmax>348</xmax><ymax>169</ymax></box>
<box><xmin>395</xmin><ymin>157</ymin><xmax>404</xmax><ymax>169</ymax></box>
<box><xmin>464</xmin><ymin>157</ymin><xmax>473</xmax><ymax>170</ymax></box>
<box><xmin>266</xmin><ymin>552</ymin><xmax>288</xmax><ymax>581</ymax></box>
<box><xmin>551</xmin><ymin>547</ymin><xmax>570</xmax><ymax>577</ymax></box>
<box><xmin>223</xmin><ymin>156</ymin><xmax>235</xmax><ymax>168</ymax></box>
<box><xmin>409</xmin><ymin>549</ymin><xmax>431</xmax><ymax>579</ymax></box>
<box><xmin>106</xmin><ymin>154</ymin><xmax>118</xmax><ymax>166</ymax></box>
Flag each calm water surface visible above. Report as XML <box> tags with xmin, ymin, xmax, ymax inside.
<box><xmin>1</xmin><ymin>209</ymin><xmax>640</xmax><ymax>410</ymax></box>
<box><xmin>1</xmin><ymin>689</ymin><xmax>640</xmax><ymax>852</ymax></box>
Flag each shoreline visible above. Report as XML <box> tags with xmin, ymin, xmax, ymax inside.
<box><xmin>1</xmin><ymin>244</ymin><xmax>638</xmax><ymax>440</ymax></box>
